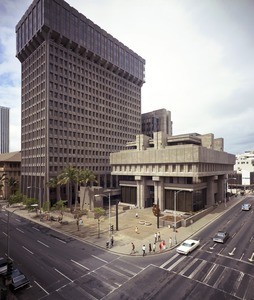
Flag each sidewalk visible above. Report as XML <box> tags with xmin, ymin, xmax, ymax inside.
<box><xmin>10</xmin><ymin>196</ymin><xmax>244</xmax><ymax>256</ymax></box>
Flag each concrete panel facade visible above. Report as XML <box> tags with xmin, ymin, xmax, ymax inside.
<box><xmin>110</xmin><ymin>132</ymin><xmax>235</xmax><ymax>212</ymax></box>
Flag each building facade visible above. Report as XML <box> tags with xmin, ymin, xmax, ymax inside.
<box><xmin>141</xmin><ymin>109</ymin><xmax>172</xmax><ymax>138</ymax></box>
<box><xmin>234</xmin><ymin>151</ymin><xmax>254</xmax><ymax>187</ymax></box>
<box><xmin>0</xmin><ymin>151</ymin><xmax>21</xmax><ymax>200</ymax></box>
<box><xmin>16</xmin><ymin>0</ymin><xmax>145</xmax><ymax>204</ymax></box>
<box><xmin>110</xmin><ymin>132</ymin><xmax>235</xmax><ymax>212</ymax></box>
<box><xmin>0</xmin><ymin>106</ymin><xmax>10</xmax><ymax>154</ymax></box>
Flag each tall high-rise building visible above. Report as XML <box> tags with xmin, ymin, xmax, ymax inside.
<box><xmin>141</xmin><ymin>109</ymin><xmax>172</xmax><ymax>138</ymax></box>
<box><xmin>16</xmin><ymin>0</ymin><xmax>145</xmax><ymax>204</ymax></box>
<box><xmin>0</xmin><ymin>106</ymin><xmax>10</xmax><ymax>154</ymax></box>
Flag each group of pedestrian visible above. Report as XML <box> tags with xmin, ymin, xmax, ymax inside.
<box><xmin>106</xmin><ymin>236</ymin><xmax>114</xmax><ymax>249</ymax></box>
<box><xmin>154</xmin><ymin>231</ymin><xmax>161</xmax><ymax>243</ymax></box>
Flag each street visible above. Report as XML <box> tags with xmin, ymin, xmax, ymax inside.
<box><xmin>0</xmin><ymin>196</ymin><xmax>254</xmax><ymax>299</ymax></box>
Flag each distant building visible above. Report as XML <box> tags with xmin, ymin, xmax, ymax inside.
<box><xmin>16</xmin><ymin>0</ymin><xmax>145</xmax><ymax>205</ymax></box>
<box><xmin>110</xmin><ymin>132</ymin><xmax>235</xmax><ymax>212</ymax></box>
<box><xmin>0</xmin><ymin>106</ymin><xmax>10</xmax><ymax>153</ymax></box>
<box><xmin>234</xmin><ymin>151</ymin><xmax>254</xmax><ymax>186</ymax></box>
<box><xmin>141</xmin><ymin>109</ymin><xmax>172</xmax><ymax>137</ymax></box>
<box><xmin>0</xmin><ymin>151</ymin><xmax>21</xmax><ymax>200</ymax></box>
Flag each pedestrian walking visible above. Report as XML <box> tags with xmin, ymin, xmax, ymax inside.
<box><xmin>154</xmin><ymin>232</ymin><xmax>157</xmax><ymax>243</ymax></box>
<box><xmin>169</xmin><ymin>237</ymin><xmax>172</xmax><ymax>248</ymax></box>
<box><xmin>131</xmin><ymin>242</ymin><xmax>135</xmax><ymax>254</ymax></box>
<box><xmin>135</xmin><ymin>226</ymin><xmax>139</xmax><ymax>234</ymax></box>
<box><xmin>111</xmin><ymin>236</ymin><xmax>114</xmax><ymax>247</ymax></box>
<box><xmin>142</xmin><ymin>244</ymin><xmax>146</xmax><ymax>256</ymax></box>
<box><xmin>149</xmin><ymin>243</ymin><xmax>152</xmax><ymax>254</ymax></box>
<box><xmin>152</xmin><ymin>242</ymin><xmax>156</xmax><ymax>253</ymax></box>
<box><xmin>159</xmin><ymin>242</ymin><xmax>162</xmax><ymax>252</ymax></box>
<box><xmin>135</xmin><ymin>212</ymin><xmax>139</xmax><ymax>218</ymax></box>
<box><xmin>157</xmin><ymin>231</ymin><xmax>161</xmax><ymax>242</ymax></box>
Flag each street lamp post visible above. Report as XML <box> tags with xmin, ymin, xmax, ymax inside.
<box><xmin>95</xmin><ymin>192</ymin><xmax>111</xmax><ymax>239</ymax></box>
<box><xmin>27</xmin><ymin>186</ymin><xmax>42</xmax><ymax>212</ymax></box>
<box><xmin>174</xmin><ymin>190</ymin><xmax>185</xmax><ymax>245</ymax></box>
<box><xmin>6</xmin><ymin>208</ymin><xmax>20</xmax><ymax>259</ymax></box>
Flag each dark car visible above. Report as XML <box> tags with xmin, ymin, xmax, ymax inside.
<box><xmin>10</xmin><ymin>268</ymin><xmax>30</xmax><ymax>291</ymax></box>
<box><xmin>213</xmin><ymin>231</ymin><xmax>229</xmax><ymax>243</ymax></box>
<box><xmin>0</xmin><ymin>257</ymin><xmax>7</xmax><ymax>275</ymax></box>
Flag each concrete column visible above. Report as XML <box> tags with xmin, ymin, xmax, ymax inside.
<box><xmin>218</xmin><ymin>175</ymin><xmax>225</xmax><ymax>204</ymax></box>
<box><xmin>135</xmin><ymin>176</ymin><xmax>146</xmax><ymax>208</ymax></box>
<box><xmin>206</xmin><ymin>176</ymin><xmax>214</xmax><ymax>207</ymax></box>
<box><xmin>152</xmin><ymin>177</ymin><xmax>164</xmax><ymax>210</ymax></box>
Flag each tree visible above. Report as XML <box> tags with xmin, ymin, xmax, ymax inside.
<box><xmin>78</xmin><ymin>169</ymin><xmax>97</xmax><ymax>210</ymax></box>
<box><xmin>0</xmin><ymin>173</ymin><xmax>7</xmax><ymax>199</ymax></box>
<box><xmin>7</xmin><ymin>177</ymin><xmax>19</xmax><ymax>195</ymax></box>
<box><xmin>57</xmin><ymin>166</ymin><xmax>78</xmax><ymax>208</ymax></box>
<box><xmin>94</xmin><ymin>207</ymin><xmax>105</xmax><ymax>238</ymax></box>
<box><xmin>8</xmin><ymin>191</ymin><xmax>24</xmax><ymax>206</ymax></box>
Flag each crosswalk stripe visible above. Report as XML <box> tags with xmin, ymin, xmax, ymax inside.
<box><xmin>160</xmin><ymin>253</ymin><xmax>179</xmax><ymax>268</ymax></box>
<box><xmin>167</xmin><ymin>256</ymin><xmax>186</xmax><ymax>272</ymax></box>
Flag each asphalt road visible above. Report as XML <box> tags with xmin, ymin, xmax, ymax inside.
<box><xmin>0</xmin><ymin>196</ymin><xmax>254</xmax><ymax>299</ymax></box>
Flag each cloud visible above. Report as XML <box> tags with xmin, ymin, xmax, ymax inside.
<box><xmin>1</xmin><ymin>0</ymin><xmax>254</xmax><ymax>155</ymax></box>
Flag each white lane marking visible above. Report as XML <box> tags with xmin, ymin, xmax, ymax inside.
<box><xmin>1</xmin><ymin>219</ymin><xmax>7</xmax><ymax>223</ymax></box>
<box><xmin>91</xmin><ymin>255</ymin><xmax>108</xmax><ymax>263</ymax></box>
<box><xmin>167</xmin><ymin>256</ymin><xmax>186</xmax><ymax>272</ymax></box>
<box><xmin>16</xmin><ymin>228</ymin><xmax>24</xmax><ymax>233</ymax></box>
<box><xmin>71</xmin><ymin>259</ymin><xmax>90</xmax><ymax>271</ymax></box>
<box><xmin>160</xmin><ymin>253</ymin><xmax>179</xmax><ymax>268</ymax></box>
<box><xmin>203</xmin><ymin>264</ymin><xmax>218</xmax><ymax>284</ymax></box>
<box><xmin>188</xmin><ymin>260</ymin><xmax>206</xmax><ymax>279</ymax></box>
<box><xmin>15</xmin><ymin>218</ymin><xmax>21</xmax><ymax>222</ymax></box>
<box><xmin>232</xmin><ymin>272</ymin><xmax>244</xmax><ymax>295</ymax></box>
<box><xmin>3</xmin><ymin>232</ymin><xmax>7</xmax><ymax>236</ymax></box>
<box><xmin>229</xmin><ymin>247</ymin><xmax>236</xmax><ymax>256</ymax></box>
<box><xmin>33</xmin><ymin>227</ymin><xmax>40</xmax><ymax>231</ymax></box>
<box><xmin>54</xmin><ymin>268</ymin><xmax>73</xmax><ymax>282</ymax></box>
<box><xmin>55</xmin><ymin>238</ymin><xmax>66</xmax><ymax>244</ymax></box>
<box><xmin>22</xmin><ymin>246</ymin><xmax>34</xmax><ymax>255</ymax></box>
<box><xmin>179</xmin><ymin>258</ymin><xmax>198</xmax><ymax>276</ymax></box>
<box><xmin>37</xmin><ymin>240</ymin><xmax>49</xmax><ymax>248</ymax></box>
<box><xmin>213</xmin><ymin>268</ymin><xmax>225</xmax><ymax>289</ymax></box>
<box><xmin>34</xmin><ymin>280</ymin><xmax>49</xmax><ymax>295</ymax></box>
<box><xmin>103</xmin><ymin>264</ymin><xmax>129</xmax><ymax>279</ymax></box>
<box><xmin>240</xmin><ymin>253</ymin><xmax>244</xmax><ymax>260</ymax></box>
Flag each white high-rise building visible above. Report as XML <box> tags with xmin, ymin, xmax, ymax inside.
<box><xmin>234</xmin><ymin>151</ymin><xmax>254</xmax><ymax>185</ymax></box>
<box><xmin>0</xmin><ymin>106</ymin><xmax>9</xmax><ymax>154</ymax></box>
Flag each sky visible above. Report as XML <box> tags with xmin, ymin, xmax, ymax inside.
<box><xmin>0</xmin><ymin>0</ymin><xmax>254</xmax><ymax>155</ymax></box>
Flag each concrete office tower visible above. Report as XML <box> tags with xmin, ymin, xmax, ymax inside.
<box><xmin>141</xmin><ymin>109</ymin><xmax>172</xmax><ymax>138</ymax></box>
<box><xmin>0</xmin><ymin>106</ymin><xmax>10</xmax><ymax>154</ymax></box>
<box><xmin>16</xmin><ymin>0</ymin><xmax>145</xmax><ymax>204</ymax></box>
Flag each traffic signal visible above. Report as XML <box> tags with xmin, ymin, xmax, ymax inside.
<box><xmin>110</xmin><ymin>225</ymin><xmax>114</xmax><ymax>232</ymax></box>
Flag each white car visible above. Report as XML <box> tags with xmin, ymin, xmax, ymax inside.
<box><xmin>242</xmin><ymin>204</ymin><xmax>251</xmax><ymax>211</ymax></box>
<box><xmin>176</xmin><ymin>239</ymin><xmax>200</xmax><ymax>255</ymax></box>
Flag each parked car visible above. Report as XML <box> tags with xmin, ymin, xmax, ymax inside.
<box><xmin>176</xmin><ymin>239</ymin><xmax>200</xmax><ymax>255</ymax></box>
<box><xmin>213</xmin><ymin>231</ymin><xmax>229</xmax><ymax>243</ymax></box>
<box><xmin>242</xmin><ymin>203</ymin><xmax>252</xmax><ymax>211</ymax></box>
<box><xmin>10</xmin><ymin>268</ymin><xmax>30</xmax><ymax>291</ymax></box>
<box><xmin>0</xmin><ymin>257</ymin><xmax>7</xmax><ymax>275</ymax></box>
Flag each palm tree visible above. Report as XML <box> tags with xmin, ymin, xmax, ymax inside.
<box><xmin>78</xmin><ymin>169</ymin><xmax>97</xmax><ymax>210</ymax></box>
<box><xmin>46</xmin><ymin>177</ymin><xmax>59</xmax><ymax>207</ymax></box>
<box><xmin>8</xmin><ymin>177</ymin><xmax>19</xmax><ymax>195</ymax></box>
<box><xmin>57</xmin><ymin>166</ymin><xmax>78</xmax><ymax>208</ymax></box>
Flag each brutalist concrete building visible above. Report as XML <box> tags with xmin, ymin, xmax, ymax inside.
<box><xmin>142</xmin><ymin>108</ymin><xmax>172</xmax><ymax>138</ymax></box>
<box><xmin>16</xmin><ymin>0</ymin><xmax>145</xmax><ymax>204</ymax></box>
<box><xmin>110</xmin><ymin>132</ymin><xmax>235</xmax><ymax>212</ymax></box>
